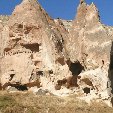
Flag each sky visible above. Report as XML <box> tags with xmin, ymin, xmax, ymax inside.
<box><xmin>0</xmin><ymin>0</ymin><xmax>113</xmax><ymax>26</ymax></box>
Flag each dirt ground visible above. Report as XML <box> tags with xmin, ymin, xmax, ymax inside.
<box><xmin>0</xmin><ymin>91</ymin><xmax>113</xmax><ymax>113</ymax></box>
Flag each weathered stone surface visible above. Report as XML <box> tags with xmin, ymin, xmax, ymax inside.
<box><xmin>0</xmin><ymin>0</ymin><xmax>70</xmax><ymax>92</ymax></box>
<box><xmin>0</xmin><ymin>0</ymin><xmax>113</xmax><ymax>107</ymax></box>
<box><xmin>64</xmin><ymin>0</ymin><xmax>113</xmax><ymax>106</ymax></box>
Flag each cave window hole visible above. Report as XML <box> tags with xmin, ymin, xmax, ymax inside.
<box><xmin>23</xmin><ymin>43</ymin><xmax>40</xmax><ymax>53</ymax></box>
<box><xmin>83</xmin><ymin>87</ymin><xmax>90</xmax><ymax>94</ymax></box>
<box><xmin>67</xmin><ymin>60</ymin><xmax>84</xmax><ymax>76</ymax></box>
<box><xmin>36</xmin><ymin>71</ymin><xmax>43</xmax><ymax>76</ymax></box>
<box><xmin>10</xmin><ymin>84</ymin><xmax>28</xmax><ymax>91</ymax></box>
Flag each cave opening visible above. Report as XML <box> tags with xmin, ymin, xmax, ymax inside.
<box><xmin>83</xmin><ymin>87</ymin><xmax>90</xmax><ymax>94</ymax></box>
<box><xmin>36</xmin><ymin>71</ymin><xmax>43</xmax><ymax>76</ymax></box>
<box><xmin>66</xmin><ymin>60</ymin><xmax>84</xmax><ymax>88</ymax></box>
<box><xmin>14</xmin><ymin>85</ymin><xmax>28</xmax><ymax>91</ymax></box>
<box><xmin>67</xmin><ymin>60</ymin><xmax>84</xmax><ymax>76</ymax></box>
<box><xmin>18</xmin><ymin>24</ymin><xmax>23</xmax><ymax>29</ymax></box>
<box><xmin>8</xmin><ymin>83</ymin><xmax>28</xmax><ymax>91</ymax></box>
<box><xmin>2</xmin><ymin>83</ymin><xmax>28</xmax><ymax>91</ymax></box>
<box><xmin>23</xmin><ymin>43</ymin><xmax>40</xmax><ymax>52</ymax></box>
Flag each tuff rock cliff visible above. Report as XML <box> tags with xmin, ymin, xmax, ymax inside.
<box><xmin>0</xmin><ymin>0</ymin><xmax>113</xmax><ymax>106</ymax></box>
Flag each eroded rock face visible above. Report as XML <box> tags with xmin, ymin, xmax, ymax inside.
<box><xmin>0</xmin><ymin>0</ymin><xmax>71</xmax><ymax>91</ymax></box>
<box><xmin>0</xmin><ymin>0</ymin><xmax>113</xmax><ymax>106</ymax></box>
<box><xmin>64</xmin><ymin>0</ymin><xmax>113</xmax><ymax>106</ymax></box>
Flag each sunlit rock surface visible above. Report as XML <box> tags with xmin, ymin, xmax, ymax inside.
<box><xmin>0</xmin><ymin>0</ymin><xmax>113</xmax><ymax>107</ymax></box>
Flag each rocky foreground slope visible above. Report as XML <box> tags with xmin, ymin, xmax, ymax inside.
<box><xmin>0</xmin><ymin>0</ymin><xmax>113</xmax><ymax>107</ymax></box>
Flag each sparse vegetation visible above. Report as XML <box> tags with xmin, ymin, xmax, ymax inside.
<box><xmin>0</xmin><ymin>91</ymin><xmax>112</xmax><ymax>113</ymax></box>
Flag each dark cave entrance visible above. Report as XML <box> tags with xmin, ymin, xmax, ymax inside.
<box><xmin>12</xmin><ymin>84</ymin><xmax>28</xmax><ymax>91</ymax></box>
<box><xmin>66</xmin><ymin>60</ymin><xmax>84</xmax><ymax>76</ymax></box>
<box><xmin>109</xmin><ymin>42</ymin><xmax>113</xmax><ymax>94</ymax></box>
<box><xmin>2</xmin><ymin>83</ymin><xmax>28</xmax><ymax>91</ymax></box>
<box><xmin>69</xmin><ymin>61</ymin><xmax>84</xmax><ymax>76</ymax></box>
<box><xmin>36</xmin><ymin>71</ymin><xmax>43</xmax><ymax>76</ymax></box>
<box><xmin>83</xmin><ymin>87</ymin><xmax>90</xmax><ymax>94</ymax></box>
<box><xmin>22</xmin><ymin>43</ymin><xmax>40</xmax><ymax>52</ymax></box>
<box><xmin>66</xmin><ymin>60</ymin><xmax>84</xmax><ymax>88</ymax></box>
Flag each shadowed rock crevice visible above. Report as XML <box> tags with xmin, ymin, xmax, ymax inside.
<box><xmin>2</xmin><ymin>80</ymin><xmax>41</xmax><ymax>91</ymax></box>
<box><xmin>12</xmin><ymin>84</ymin><xmax>28</xmax><ymax>91</ymax></box>
<box><xmin>2</xmin><ymin>83</ymin><xmax>28</xmax><ymax>91</ymax></box>
<box><xmin>22</xmin><ymin>43</ymin><xmax>40</xmax><ymax>52</ymax></box>
<box><xmin>83</xmin><ymin>87</ymin><xmax>90</xmax><ymax>94</ymax></box>
<box><xmin>108</xmin><ymin>42</ymin><xmax>113</xmax><ymax>94</ymax></box>
<box><xmin>66</xmin><ymin>60</ymin><xmax>84</xmax><ymax>76</ymax></box>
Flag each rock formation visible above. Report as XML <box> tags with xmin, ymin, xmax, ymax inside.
<box><xmin>0</xmin><ymin>0</ymin><xmax>113</xmax><ymax>106</ymax></box>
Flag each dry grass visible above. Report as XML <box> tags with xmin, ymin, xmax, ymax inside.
<box><xmin>0</xmin><ymin>91</ymin><xmax>112</xmax><ymax>113</ymax></box>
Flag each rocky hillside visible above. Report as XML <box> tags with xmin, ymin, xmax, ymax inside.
<box><xmin>0</xmin><ymin>0</ymin><xmax>113</xmax><ymax>107</ymax></box>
